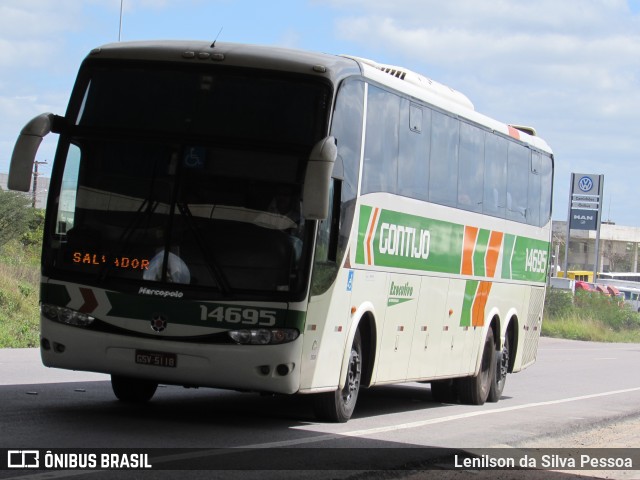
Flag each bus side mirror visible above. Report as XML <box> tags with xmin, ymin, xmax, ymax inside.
<box><xmin>8</xmin><ymin>113</ymin><xmax>55</xmax><ymax>192</ymax></box>
<box><xmin>302</xmin><ymin>136</ymin><xmax>337</xmax><ymax>220</ymax></box>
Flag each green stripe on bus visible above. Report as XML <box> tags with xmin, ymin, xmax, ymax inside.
<box><xmin>356</xmin><ymin>206</ymin><xmax>549</xmax><ymax>283</ymax></box>
<box><xmin>107</xmin><ymin>293</ymin><xmax>306</xmax><ymax>330</ymax></box>
<box><xmin>473</xmin><ymin>229</ymin><xmax>490</xmax><ymax>277</ymax></box>
<box><xmin>461</xmin><ymin>280</ymin><xmax>478</xmax><ymax>327</ymax></box>
<box><xmin>356</xmin><ymin>206</ymin><xmax>464</xmax><ymax>273</ymax></box>
<box><xmin>41</xmin><ymin>282</ymin><xmax>306</xmax><ymax>332</ymax></box>
<box><xmin>502</xmin><ymin>234</ymin><xmax>516</xmax><ymax>280</ymax></box>
<box><xmin>509</xmin><ymin>236</ymin><xmax>550</xmax><ymax>282</ymax></box>
<box><xmin>355</xmin><ymin>205</ymin><xmax>374</xmax><ymax>265</ymax></box>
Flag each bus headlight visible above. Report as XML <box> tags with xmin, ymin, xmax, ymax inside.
<box><xmin>41</xmin><ymin>304</ymin><xmax>95</xmax><ymax>327</ymax></box>
<box><xmin>228</xmin><ymin>328</ymin><xmax>299</xmax><ymax>345</ymax></box>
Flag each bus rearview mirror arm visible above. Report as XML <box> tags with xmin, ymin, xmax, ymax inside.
<box><xmin>8</xmin><ymin>112</ymin><xmax>63</xmax><ymax>192</ymax></box>
<box><xmin>302</xmin><ymin>136</ymin><xmax>337</xmax><ymax>220</ymax></box>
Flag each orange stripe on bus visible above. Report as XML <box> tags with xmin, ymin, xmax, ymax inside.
<box><xmin>472</xmin><ymin>281</ymin><xmax>492</xmax><ymax>327</ymax></box>
<box><xmin>485</xmin><ymin>231</ymin><xmax>504</xmax><ymax>278</ymax></box>
<box><xmin>366</xmin><ymin>208</ymin><xmax>380</xmax><ymax>265</ymax></box>
<box><xmin>508</xmin><ymin>125</ymin><xmax>521</xmax><ymax>140</ymax></box>
<box><xmin>462</xmin><ymin>226</ymin><xmax>478</xmax><ymax>275</ymax></box>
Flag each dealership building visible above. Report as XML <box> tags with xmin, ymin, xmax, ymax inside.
<box><xmin>552</xmin><ymin>221</ymin><xmax>640</xmax><ymax>274</ymax></box>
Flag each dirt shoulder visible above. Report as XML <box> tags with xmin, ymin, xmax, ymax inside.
<box><xmin>398</xmin><ymin>414</ymin><xmax>640</xmax><ymax>480</ymax></box>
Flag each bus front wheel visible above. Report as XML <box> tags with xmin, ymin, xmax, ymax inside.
<box><xmin>111</xmin><ymin>375</ymin><xmax>158</xmax><ymax>403</ymax></box>
<box><xmin>458</xmin><ymin>328</ymin><xmax>496</xmax><ymax>405</ymax></box>
<box><xmin>313</xmin><ymin>330</ymin><xmax>362</xmax><ymax>423</ymax></box>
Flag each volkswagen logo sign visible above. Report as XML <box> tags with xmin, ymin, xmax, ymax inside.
<box><xmin>578</xmin><ymin>176</ymin><xmax>594</xmax><ymax>192</ymax></box>
<box><xmin>150</xmin><ymin>313</ymin><xmax>168</xmax><ymax>333</ymax></box>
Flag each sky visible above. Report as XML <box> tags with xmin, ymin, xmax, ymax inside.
<box><xmin>1</xmin><ymin>0</ymin><xmax>640</xmax><ymax>226</ymax></box>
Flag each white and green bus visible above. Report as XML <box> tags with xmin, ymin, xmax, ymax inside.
<box><xmin>9</xmin><ymin>41</ymin><xmax>553</xmax><ymax>422</ymax></box>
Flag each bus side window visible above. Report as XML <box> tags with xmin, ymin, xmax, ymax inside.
<box><xmin>362</xmin><ymin>85</ymin><xmax>399</xmax><ymax>195</ymax></box>
<box><xmin>458</xmin><ymin>122</ymin><xmax>484</xmax><ymax>213</ymax></box>
<box><xmin>483</xmin><ymin>134</ymin><xmax>507</xmax><ymax>218</ymax></box>
<box><xmin>506</xmin><ymin>142</ymin><xmax>530</xmax><ymax>222</ymax></box>
<box><xmin>399</xmin><ymin>100</ymin><xmax>430</xmax><ymax>200</ymax></box>
<box><xmin>429</xmin><ymin>111</ymin><xmax>459</xmax><ymax>207</ymax></box>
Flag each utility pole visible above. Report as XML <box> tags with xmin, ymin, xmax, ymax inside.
<box><xmin>32</xmin><ymin>160</ymin><xmax>47</xmax><ymax>208</ymax></box>
<box><xmin>119</xmin><ymin>0</ymin><xmax>124</xmax><ymax>41</ymax></box>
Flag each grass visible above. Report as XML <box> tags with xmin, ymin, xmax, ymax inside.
<box><xmin>0</xmin><ymin>241</ymin><xmax>40</xmax><ymax>348</ymax></box>
<box><xmin>542</xmin><ymin>288</ymin><xmax>640</xmax><ymax>343</ymax></box>
<box><xmin>542</xmin><ymin>316</ymin><xmax>640</xmax><ymax>342</ymax></box>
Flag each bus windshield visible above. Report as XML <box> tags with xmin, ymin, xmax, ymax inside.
<box><xmin>46</xmin><ymin>62</ymin><xmax>331</xmax><ymax>298</ymax></box>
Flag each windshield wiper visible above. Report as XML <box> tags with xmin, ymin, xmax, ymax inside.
<box><xmin>175</xmin><ymin>202</ymin><xmax>230</xmax><ymax>294</ymax></box>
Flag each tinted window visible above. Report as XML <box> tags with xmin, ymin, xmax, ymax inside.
<box><xmin>77</xmin><ymin>64</ymin><xmax>329</xmax><ymax>146</ymax></box>
<box><xmin>458</xmin><ymin>122</ymin><xmax>484</xmax><ymax>213</ymax></box>
<box><xmin>506</xmin><ymin>142</ymin><xmax>530</xmax><ymax>222</ymax></box>
<box><xmin>358</xmin><ymin>82</ymin><xmax>552</xmax><ymax>227</ymax></box>
<box><xmin>534</xmin><ymin>151</ymin><xmax>553</xmax><ymax>226</ymax></box>
<box><xmin>362</xmin><ymin>86</ymin><xmax>400</xmax><ymax>194</ymax></box>
<box><xmin>399</xmin><ymin>101</ymin><xmax>430</xmax><ymax>200</ymax></box>
<box><xmin>429</xmin><ymin>111</ymin><xmax>459</xmax><ymax>207</ymax></box>
<box><xmin>484</xmin><ymin>134</ymin><xmax>508</xmax><ymax>218</ymax></box>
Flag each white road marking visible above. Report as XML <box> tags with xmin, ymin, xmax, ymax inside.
<box><xmin>6</xmin><ymin>386</ymin><xmax>640</xmax><ymax>479</ymax></box>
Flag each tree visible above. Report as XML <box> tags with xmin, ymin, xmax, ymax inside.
<box><xmin>0</xmin><ymin>189</ymin><xmax>35</xmax><ymax>249</ymax></box>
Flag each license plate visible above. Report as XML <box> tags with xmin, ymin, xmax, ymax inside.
<box><xmin>135</xmin><ymin>349</ymin><xmax>177</xmax><ymax>368</ymax></box>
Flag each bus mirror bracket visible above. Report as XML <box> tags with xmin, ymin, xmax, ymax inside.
<box><xmin>8</xmin><ymin>112</ymin><xmax>59</xmax><ymax>192</ymax></box>
<box><xmin>302</xmin><ymin>136</ymin><xmax>337</xmax><ymax>220</ymax></box>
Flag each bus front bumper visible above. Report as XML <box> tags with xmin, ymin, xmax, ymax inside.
<box><xmin>40</xmin><ymin>317</ymin><xmax>303</xmax><ymax>394</ymax></box>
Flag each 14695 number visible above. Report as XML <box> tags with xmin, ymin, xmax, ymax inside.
<box><xmin>199</xmin><ymin>305</ymin><xmax>276</xmax><ymax>326</ymax></box>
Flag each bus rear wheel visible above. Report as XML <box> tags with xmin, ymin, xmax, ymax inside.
<box><xmin>111</xmin><ymin>375</ymin><xmax>158</xmax><ymax>403</ymax></box>
<box><xmin>458</xmin><ymin>328</ymin><xmax>496</xmax><ymax>405</ymax></box>
<box><xmin>313</xmin><ymin>330</ymin><xmax>362</xmax><ymax>423</ymax></box>
<box><xmin>488</xmin><ymin>333</ymin><xmax>510</xmax><ymax>403</ymax></box>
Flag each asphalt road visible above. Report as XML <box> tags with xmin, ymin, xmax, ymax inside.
<box><xmin>0</xmin><ymin>337</ymin><xmax>639</xmax><ymax>479</ymax></box>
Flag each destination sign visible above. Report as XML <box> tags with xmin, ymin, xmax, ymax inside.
<box><xmin>72</xmin><ymin>251</ymin><xmax>150</xmax><ymax>271</ymax></box>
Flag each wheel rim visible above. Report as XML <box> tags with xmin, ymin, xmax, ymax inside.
<box><xmin>342</xmin><ymin>348</ymin><xmax>361</xmax><ymax>406</ymax></box>
<box><xmin>498</xmin><ymin>341</ymin><xmax>509</xmax><ymax>382</ymax></box>
<box><xmin>479</xmin><ymin>334</ymin><xmax>493</xmax><ymax>396</ymax></box>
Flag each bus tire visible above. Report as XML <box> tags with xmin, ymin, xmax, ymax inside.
<box><xmin>430</xmin><ymin>379</ymin><xmax>458</xmax><ymax>403</ymax></box>
<box><xmin>111</xmin><ymin>375</ymin><xmax>158</xmax><ymax>403</ymax></box>
<box><xmin>459</xmin><ymin>328</ymin><xmax>495</xmax><ymax>405</ymax></box>
<box><xmin>312</xmin><ymin>330</ymin><xmax>362</xmax><ymax>423</ymax></box>
<box><xmin>488</xmin><ymin>333</ymin><xmax>510</xmax><ymax>403</ymax></box>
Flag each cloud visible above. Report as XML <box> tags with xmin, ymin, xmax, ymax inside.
<box><xmin>0</xmin><ymin>1</ymin><xmax>90</xmax><ymax>174</ymax></box>
<box><xmin>0</xmin><ymin>1</ymin><xmax>82</xmax><ymax>39</ymax></box>
<box><xmin>320</xmin><ymin>0</ymin><xmax>640</xmax><ymax>224</ymax></box>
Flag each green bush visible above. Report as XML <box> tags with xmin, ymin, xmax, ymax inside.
<box><xmin>0</xmin><ymin>196</ymin><xmax>42</xmax><ymax>348</ymax></box>
<box><xmin>544</xmin><ymin>287</ymin><xmax>575</xmax><ymax>317</ymax></box>
<box><xmin>544</xmin><ymin>286</ymin><xmax>640</xmax><ymax>342</ymax></box>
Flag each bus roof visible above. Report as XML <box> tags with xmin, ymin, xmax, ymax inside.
<box><xmin>87</xmin><ymin>40</ymin><xmax>362</xmax><ymax>88</ymax></box>
<box><xmin>352</xmin><ymin>59</ymin><xmax>552</xmax><ymax>154</ymax></box>
<box><xmin>88</xmin><ymin>40</ymin><xmax>552</xmax><ymax>155</ymax></box>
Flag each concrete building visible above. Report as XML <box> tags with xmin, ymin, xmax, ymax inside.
<box><xmin>552</xmin><ymin>220</ymin><xmax>640</xmax><ymax>273</ymax></box>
